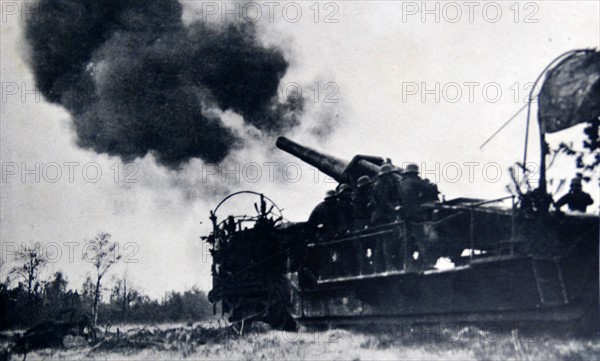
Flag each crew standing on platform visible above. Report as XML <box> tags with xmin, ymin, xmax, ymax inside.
<box><xmin>554</xmin><ymin>178</ymin><xmax>594</xmax><ymax>213</ymax></box>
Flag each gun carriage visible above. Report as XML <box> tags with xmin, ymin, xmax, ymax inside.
<box><xmin>204</xmin><ymin>50</ymin><xmax>600</xmax><ymax>332</ymax></box>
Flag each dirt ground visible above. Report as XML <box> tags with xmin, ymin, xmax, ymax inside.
<box><xmin>3</xmin><ymin>322</ymin><xmax>600</xmax><ymax>360</ymax></box>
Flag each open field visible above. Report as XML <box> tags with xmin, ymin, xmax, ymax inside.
<box><xmin>3</xmin><ymin>322</ymin><xmax>600</xmax><ymax>360</ymax></box>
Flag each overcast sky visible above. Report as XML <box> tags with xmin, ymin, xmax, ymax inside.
<box><xmin>1</xmin><ymin>1</ymin><xmax>598</xmax><ymax>299</ymax></box>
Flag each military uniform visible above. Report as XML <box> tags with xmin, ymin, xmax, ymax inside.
<box><xmin>336</xmin><ymin>184</ymin><xmax>355</xmax><ymax>232</ymax></box>
<box><xmin>334</xmin><ymin>184</ymin><xmax>356</xmax><ymax>277</ymax></box>
<box><xmin>354</xmin><ymin>176</ymin><xmax>376</xmax><ymax>274</ymax></box>
<box><xmin>307</xmin><ymin>190</ymin><xmax>338</xmax><ymax>238</ymax></box>
<box><xmin>370</xmin><ymin>164</ymin><xmax>403</xmax><ymax>225</ymax></box>
<box><xmin>370</xmin><ymin>164</ymin><xmax>405</xmax><ymax>271</ymax></box>
<box><xmin>399</xmin><ymin>174</ymin><xmax>430</xmax><ymax>221</ymax></box>
<box><xmin>399</xmin><ymin>164</ymin><xmax>439</xmax><ymax>269</ymax></box>
<box><xmin>307</xmin><ymin>190</ymin><xmax>338</xmax><ymax>279</ymax></box>
<box><xmin>555</xmin><ymin>178</ymin><xmax>594</xmax><ymax>212</ymax></box>
<box><xmin>354</xmin><ymin>176</ymin><xmax>373</xmax><ymax>229</ymax></box>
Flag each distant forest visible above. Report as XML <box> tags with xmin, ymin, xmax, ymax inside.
<box><xmin>1</xmin><ymin>233</ymin><xmax>214</xmax><ymax>330</ymax></box>
<box><xmin>0</xmin><ymin>273</ymin><xmax>214</xmax><ymax>330</ymax></box>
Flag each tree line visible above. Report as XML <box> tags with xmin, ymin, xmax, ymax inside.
<box><xmin>0</xmin><ymin>232</ymin><xmax>214</xmax><ymax>330</ymax></box>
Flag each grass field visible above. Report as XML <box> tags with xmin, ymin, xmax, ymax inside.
<box><xmin>4</xmin><ymin>322</ymin><xmax>600</xmax><ymax>360</ymax></box>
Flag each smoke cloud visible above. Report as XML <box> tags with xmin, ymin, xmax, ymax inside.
<box><xmin>25</xmin><ymin>0</ymin><xmax>303</xmax><ymax>168</ymax></box>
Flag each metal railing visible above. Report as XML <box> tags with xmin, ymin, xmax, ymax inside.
<box><xmin>305</xmin><ymin>196</ymin><xmax>519</xmax><ymax>281</ymax></box>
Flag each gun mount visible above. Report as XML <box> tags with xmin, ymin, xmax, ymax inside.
<box><xmin>205</xmin><ymin>50</ymin><xmax>600</xmax><ymax>333</ymax></box>
<box><xmin>205</xmin><ymin>150</ymin><xmax>598</xmax><ymax>333</ymax></box>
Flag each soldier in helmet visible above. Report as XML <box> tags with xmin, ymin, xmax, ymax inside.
<box><xmin>354</xmin><ymin>175</ymin><xmax>373</xmax><ymax>229</ymax></box>
<box><xmin>370</xmin><ymin>164</ymin><xmax>404</xmax><ymax>225</ymax></box>
<box><xmin>399</xmin><ymin>163</ymin><xmax>438</xmax><ymax>221</ymax></box>
<box><xmin>399</xmin><ymin>163</ymin><xmax>440</xmax><ymax>270</ymax></box>
<box><xmin>554</xmin><ymin>178</ymin><xmax>594</xmax><ymax>213</ymax></box>
<box><xmin>331</xmin><ymin>183</ymin><xmax>356</xmax><ymax>277</ymax></box>
<box><xmin>370</xmin><ymin>164</ymin><xmax>404</xmax><ymax>271</ymax></box>
<box><xmin>307</xmin><ymin>190</ymin><xmax>338</xmax><ymax>279</ymax></box>
<box><xmin>331</xmin><ymin>183</ymin><xmax>356</xmax><ymax>276</ymax></box>
<box><xmin>354</xmin><ymin>175</ymin><xmax>377</xmax><ymax>273</ymax></box>
<box><xmin>336</xmin><ymin>183</ymin><xmax>355</xmax><ymax>232</ymax></box>
<box><xmin>308</xmin><ymin>190</ymin><xmax>338</xmax><ymax>238</ymax></box>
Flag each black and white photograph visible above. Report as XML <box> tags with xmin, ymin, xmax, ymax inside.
<box><xmin>1</xmin><ymin>1</ymin><xmax>599</xmax><ymax>359</ymax></box>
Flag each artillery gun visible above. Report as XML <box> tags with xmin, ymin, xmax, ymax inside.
<box><xmin>204</xmin><ymin>49</ymin><xmax>600</xmax><ymax>332</ymax></box>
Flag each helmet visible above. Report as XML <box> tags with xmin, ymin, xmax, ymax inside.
<box><xmin>337</xmin><ymin>183</ymin><xmax>352</xmax><ymax>195</ymax></box>
<box><xmin>357</xmin><ymin>175</ymin><xmax>371</xmax><ymax>188</ymax></box>
<box><xmin>324</xmin><ymin>190</ymin><xmax>337</xmax><ymax>200</ymax></box>
<box><xmin>403</xmin><ymin>163</ymin><xmax>419</xmax><ymax>175</ymax></box>
<box><xmin>378</xmin><ymin>164</ymin><xmax>394</xmax><ymax>176</ymax></box>
<box><xmin>571</xmin><ymin>178</ymin><xmax>582</xmax><ymax>187</ymax></box>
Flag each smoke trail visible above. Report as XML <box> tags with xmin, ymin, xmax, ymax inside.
<box><xmin>25</xmin><ymin>0</ymin><xmax>303</xmax><ymax>168</ymax></box>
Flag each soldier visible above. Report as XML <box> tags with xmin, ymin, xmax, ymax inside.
<box><xmin>354</xmin><ymin>175</ymin><xmax>376</xmax><ymax>274</ymax></box>
<box><xmin>554</xmin><ymin>178</ymin><xmax>594</xmax><ymax>213</ymax></box>
<box><xmin>336</xmin><ymin>183</ymin><xmax>355</xmax><ymax>232</ymax></box>
<box><xmin>354</xmin><ymin>175</ymin><xmax>373</xmax><ymax>229</ymax></box>
<box><xmin>331</xmin><ymin>184</ymin><xmax>356</xmax><ymax>277</ymax></box>
<box><xmin>307</xmin><ymin>190</ymin><xmax>338</xmax><ymax>279</ymax></box>
<box><xmin>370</xmin><ymin>164</ymin><xmax>404</xmax><ymax>225</ymax></box>
<box><xmin>399</xmin><ymin>163</ymin><xmax>439</xmax><ymax>270</ymax></box>
<box><xmin>307</xmin><ymin>190</ymin><xmax>338</xmax><ymax>237</ymax></box>
<box><xmin>370</xmin><ymin>164</ymin><xmax>404</xmax><ymax>271</ymax></box>
<box><xmin>398</xmin><ymin>163</ymin><xmax>436</xmax><ymax>220</ymax></box>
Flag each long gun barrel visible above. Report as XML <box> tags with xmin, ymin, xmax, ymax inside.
<box><xmin>276</xmin><ymin>136</ymin><xmax>385</xmax><ymax>184</ymax></box>
<box><xmin>276</xmin><ymin>136</ymin><xmax>349</xmax><ymax>182</ymax></box>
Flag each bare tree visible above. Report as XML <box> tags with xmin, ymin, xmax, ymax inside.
<box><xmin>110</xmin><ymin>272</ymin><xmax>141</xmax><ymax>320</ymax></box>
<box><xmin>83</xmin><ymin>232</ymin><xmax>121</xmax><ymax>327</ymax></box>
<box><xmin>10</xmin><ymin>243</ymin><xmax>47</xmax><ymax>301</ymax></box>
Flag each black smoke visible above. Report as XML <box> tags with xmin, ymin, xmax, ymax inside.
<box><xmin>25</xmin><ymin>0</ymin><xmax>302</xmax><ymax>168</ymax></box>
